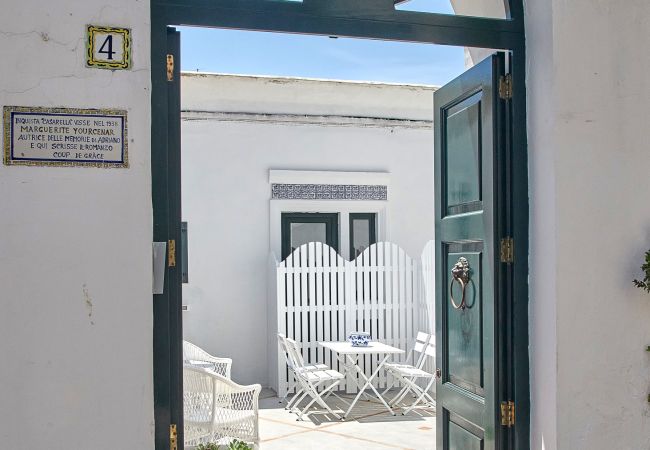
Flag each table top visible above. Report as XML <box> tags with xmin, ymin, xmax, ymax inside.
<box><xmin>318</xmin><ymin>341</ymin><xmax>405</xmax><ymax>355</ymax></box>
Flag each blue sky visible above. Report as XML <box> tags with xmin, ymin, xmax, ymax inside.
<box><xmin>179</xmin><ymin>1</ymin><xmax>466</xmax><ymax>86</ymax></box>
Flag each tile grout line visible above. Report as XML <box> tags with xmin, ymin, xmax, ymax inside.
<box><xmin>260</xmin><ymin>427</ymin><xmax>317</xmax><ymax>443</ymax></box>
<box><xmin>260</xmin><ymin>402</ymin><xmax>435</xmax><ymax>447</ymax></box>
<box><xmin>311</xmin><ymin>428</ymin><xmax>416</xmax><ymax>450</ymax></box>
<box><xmin>261</xmin><ymin>401</ymin><xmax>400</xmax><ymax>432</ymax></box>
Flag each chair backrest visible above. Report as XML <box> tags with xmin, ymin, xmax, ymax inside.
<box><xmin>277</xmin><ymin>333</ymin><xmax>287</xmax><ymax>352</ymax></box>
<box><xmin>183</xmin><ymin>340</ymin><xmax>233</xmax><ymax>379</ymax></box>
<box><xmin>284</xmin><ymin>337</ymin><xmax>306</xmax><ymax>371</ymax></box>
<box><xmin>183</xmin><ymin>340</ymin><xmax>205</xmax><ymax>362</ymax></box>
<box><xmin>413</xmin><ymin>332</ymin><xmax>430</xmax><ymax>353</ymax></box>
<box><xmin>424</xmin><ymin>337</ymin><xmax>436</xmax><ymax>358</ymax></box>
<box><xmin>277</xmin><ymin>334</ymin><xmax>292</xmax><ymax>367</ymax></box>
<box><xmin>184</xmin><ymin>364</ymin><xmax>244</xmax><ymax>392</ymax></box>
<box><xmin>412</xmin><ymin>332</ymin><xmax>432</xmax><ymax>368</ymax></box>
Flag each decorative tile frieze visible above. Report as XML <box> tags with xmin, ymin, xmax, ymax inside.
<box><xmin>271</xmin><ymin>183</ymin><xmax>388</xmax><ymax>201</ymax></box>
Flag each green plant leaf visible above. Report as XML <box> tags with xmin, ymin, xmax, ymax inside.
<box><xmin>634</xmin><ymin>249</ymin><xmax>650</xmax><ymax>293</ymax></box>
<box><xmin>197</xmin><ymin>443</ymin><xmax>220</xmax><ymax>450</ymax></box>
<box><xmin>228</xmin><ymin>439</ymin><xmax>253</xmax><ymax>450</ymax></box>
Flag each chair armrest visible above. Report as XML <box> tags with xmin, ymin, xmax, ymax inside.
<box><xmin>204</xmin><ymin>356</ymin><xmax>233</xmax><ymax>379</ymax></box>
<box><xmin>188</xmin><ymin>366</ymin><xmax>261</xmax><ymax>405</ymax></box>
<box><xmin>213</xmin><ymin>375</ymin><xmax>261</xmax><ymax>412</ymax></box>
<box><xmin>187</xmin><ymin>356</ymin><xmax>233</xmax><ymax>379</ymax></box>
<box><xmin>219</xmin><ymin>379</ymin><xmax>262</xmax><ymax>405</ymax></box>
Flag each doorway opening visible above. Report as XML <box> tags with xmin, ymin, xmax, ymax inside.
<box><xmin>151</xmin><ymin>2</ymin><xmax>528</xmax><ymax>450</ymax></box>
<box><xmin>178</xmin><ymin>25</ymin><xmax>498</xmax><ymax>450</ymax></box>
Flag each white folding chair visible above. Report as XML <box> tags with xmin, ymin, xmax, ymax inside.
<box><xmin>382</xmin><ymin>332</ymin><xmax>431</xmax><ymax>399</ymax></box>
<box><xmin>385</xmin><ymin>337</ymin><xmax>436</xmax><ymax>415</ymax></box>
<box><xmin>277</xmin><ymin>334</ymin><xmax>328</xmax><ymax>410</ymax></box>
<box><xmin>183</xmin><ymin>340</ymin><xmax>233</xmax><ymax>379</ymax></box>
<box><xmin>284</xmin><ymin>337</ymin><xmax>345</xmax><ymax>421</ymax></box>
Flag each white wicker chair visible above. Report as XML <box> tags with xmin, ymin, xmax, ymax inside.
<box><xmin>183</xmin><ymin>340</ymin><xmax>232</xmax><ymax>379</ymax></box>
<box><xmin>184</xmin><ymin>365</ymin><xmax>261</xmax><ymax>449</ymax></box>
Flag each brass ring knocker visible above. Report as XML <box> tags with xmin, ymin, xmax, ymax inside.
<box><xmin>450</xmin><ymin>257</ymin><xmax>470</xmax><ymax>310</ymax></box>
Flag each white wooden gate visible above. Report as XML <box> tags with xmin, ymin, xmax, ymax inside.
<box><xmin>274</xmin><ymin>242</ymin><xmax>431</xmax><ymax>396</ymax></box>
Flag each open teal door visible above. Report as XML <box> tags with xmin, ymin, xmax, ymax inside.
<box><xmin>435</xmin><ymin>53</ymin><xmax>509</xmax><ymax>450</ymax></box>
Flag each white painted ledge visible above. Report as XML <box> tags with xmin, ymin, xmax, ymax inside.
<box><xmin>269</xmin><ymin>170</ymin><xmax>391</xmax><ymax>186</ymax></box>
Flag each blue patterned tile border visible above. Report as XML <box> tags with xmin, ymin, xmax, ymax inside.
<box><xmin>271</xmin><ymin>183</ymin><xmax>388</xmax><ymax>201</ymax></box>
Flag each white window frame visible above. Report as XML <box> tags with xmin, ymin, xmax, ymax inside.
<box><xmin>270</xmin><ymin>200</ymin><xmax>388</xmax><ymax>260</ymax></box>
<box><xmin>269</xmin><ymin>170</ymin><xmax>390</xmax><ymax>261</ymax></box>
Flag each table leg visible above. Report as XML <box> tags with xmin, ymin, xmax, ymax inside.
<box><xmin>336</xmin><ymin>354</ymin><xmax>372</xmax><ymax>400</ymax></box>
<box><xmin>344</xmin><ymin>354</ymin><xmax>395</xmax><ymax>418</ymax></box>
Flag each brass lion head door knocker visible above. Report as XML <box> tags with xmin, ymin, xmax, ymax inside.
<box><xmin>450</xmin><ymin>257</ymin><xmax>471</xmax><ymax>310</ymax></box>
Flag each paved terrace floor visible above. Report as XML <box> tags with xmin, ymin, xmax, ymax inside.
<box><xmin>258</xmin><ymin>389</ymin><xmax>436</xmax><ymax>450</ymax></box>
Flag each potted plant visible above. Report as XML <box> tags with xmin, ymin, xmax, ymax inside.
<box><xmin>196</xmin><ymin>440</ymin><xmax>252</xmax><ymax>450</ymax></box>
<box><xmin>196</xmin><ymin>444</ymin><xmax>220</xmax><ymax>450</ymax></box>
<box><xmin>227</xmin><ymin>440</ymin><xmax>253</xmax><ymax>450</ymax></box>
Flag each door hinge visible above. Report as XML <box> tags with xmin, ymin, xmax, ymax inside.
<box><xmin>500</xmin><ymin>400</ymin><xmax>515</xmax><ymax>427</ymax></box>
<box><xmin>500</xmin><ymin>237</ymin><xmax>514</xmax><ymax>264</ymax></box>
<box><xmin>499</xmin><ymin>74</ymin><xmax>512</xmax><ymax>100</ymax></box>
<box><xmin>166</xmin><ymin>54</ymin><xmax>174</xmax><ymax>81</ymax></box>
<box><xmin>168</xmin><ymin>239</ymin><xmax>176</xmax><ymax>267</ymax></box>
<box><xmin>170</xmin><ymin>423</ymin><xmax>178</xmax><ymax>450</ymax></box>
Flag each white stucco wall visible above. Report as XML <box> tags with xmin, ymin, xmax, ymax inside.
<box><xmin>180</xmin><ymin>73</ymin><xmax>435</xmax><ymax>386</ymax></box>
<box><xmin>526</xmin><ymin>1</ymin><xmax>650</xmax><ymax>449</ymax></box>
<box><xmin>450</xmin><ymin>0</ymin><xmax>505</xmax><ymax>19</ymax></box>
<box><xmin>0</xmin><ymin>2</ymin><xmax>153</xmax><ymax>449</ymax></box>
<box><xmin>4</xmin><ymin>1</ymin><xmax>649</xmax><ymax>448</ymax></box>
<box><xmin>526</xmin><ymin>0</ymin><xmax>558</xmax><ymax>448</ymax></box>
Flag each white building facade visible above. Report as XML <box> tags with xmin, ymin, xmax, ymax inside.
<box><xmin>181</xmin><ymin>73</ymin><xmax>435</xmax><ymax>386</ymax></box>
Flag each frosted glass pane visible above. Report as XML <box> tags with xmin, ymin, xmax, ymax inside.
<box><xmin>446</xmin><ymin>100</ymin><xmax>481</xmax><ymax>207</ymax></box>
<box><xmin>290</xmin><ymin>223</ymin><xmax>327</xmax><ymax>252</ymax></box>
<box><xmin>352</xmin><ymin>219</ymin><xmax>371</xmax><ymax>258</ymax></box>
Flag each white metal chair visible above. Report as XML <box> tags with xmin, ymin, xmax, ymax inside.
<box><xmin>183</xmin><ymin>364</ymin><xmax>261</xmax><ymax>449</ymax></box>
<box><xmin>277</xmin><ymin>334</ymin><xmax>329</xmax><ymax>409</ymax></box>
<box><xmin>381</xmin><ymin>331</ymin><xmax>431</xmax><ymax>398</ymax></box>
<box><xmin>283</xmin><ymin>337</ymin><xmax>345</xmax><ymax>421</ymax></box>
<box><xmin>384</xmin><ymin>334</ymin><xmax>436</xmax><ymax>415</ymax></box>
<box><xmin>278</xmin><ymin>334</ymin><xmax>329</xmax><ymax>373</ymax></box>
<box><xmin>183</xmin><ymin>340</ymin><xmax>232</xmax><ymax>379</ymax></box>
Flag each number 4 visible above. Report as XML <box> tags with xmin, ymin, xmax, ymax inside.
<box><xmin>98</xmin><ymin>35</ymin><xmax>115</xmax><ymax>60</ymax></box>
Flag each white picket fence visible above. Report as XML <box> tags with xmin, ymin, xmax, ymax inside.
<box><xmin>270</xmin><ymin>241</ymin><xmax>435</xmax><ymax>396</ymax></box>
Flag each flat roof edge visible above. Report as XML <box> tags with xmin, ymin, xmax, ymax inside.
<box><xmin>181</xmin><ymin>71</ymin><xmax>440</xmax><ymax>90</ymax></box>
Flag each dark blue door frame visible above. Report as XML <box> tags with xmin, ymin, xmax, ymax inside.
<box><xmin>150</xmin><ymin>2</ymin><xmax>528</xmax><ymax>449</ymax></box>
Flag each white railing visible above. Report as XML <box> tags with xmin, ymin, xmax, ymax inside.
<box><xmin>272</xmin><ymin>241</ymin><xmax>435</xmax><ymax>396</ymax></box>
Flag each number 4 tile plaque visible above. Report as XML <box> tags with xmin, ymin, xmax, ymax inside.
<box><xmin>86</xmin><ymin>25</ymin><xmax>131</xmax><ymax>70</ymax></box>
